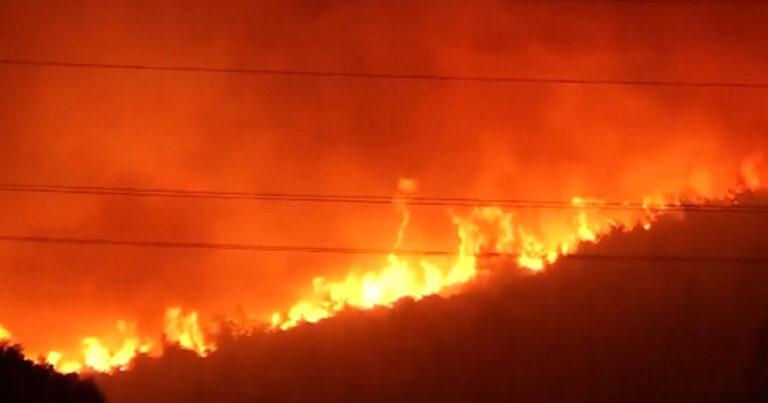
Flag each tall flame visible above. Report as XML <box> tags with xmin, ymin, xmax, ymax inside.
<box><xmin>268</xmin><ymin>185</ymin><xmax>661</xmax><ymax>329</ymax></box>
<box><xmin>164</xmin><ymin>308</ymin><xmax>214</xmax><ymax>356</ymax></box>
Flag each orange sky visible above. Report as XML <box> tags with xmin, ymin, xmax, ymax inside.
<box><xmin>0</xmin><ymin>0</ymin><xmax>766</xmax><ymax>363</ymax></box>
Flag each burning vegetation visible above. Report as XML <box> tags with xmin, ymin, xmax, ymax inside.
<box><xmin>1</xmin><ymin>1</ymin><xmax>768</xmax><ymax>401</ymax></box>
<box><xmin>1</xmin><ymin>157</ymin><xmax>765</xmax><ymax>374</ymax></box>
<box><xmin>97</xmin><ymin>191</ymin><xmax>768</xmax><ymax>402</ymax></box>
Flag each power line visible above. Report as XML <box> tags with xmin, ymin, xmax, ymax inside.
<box><xmin>1</xmin><ymin>59</ymin><xmax>767</xmax><ymax>89</ymax></box>
<box><xmin>1</xmin><ymin>183</ymin><xmax>766</xmax><ymax>213</ymax></box>
<box><xmin>0</xmin><ymin>234</ymin><xmax>765</xmax><ymax>263</ymax></box>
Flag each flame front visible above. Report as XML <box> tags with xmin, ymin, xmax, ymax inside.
<box><xmin>0</xmin><ymin>308</ymin><xmax>209</xmax><ymax>374</ymax></box>
<box><xmin>164</xmin><ymin>308</ymin><xmax>214</xmax><ymax>356</ymax></box>
<box><xmin>269</xmin><ymin>184</ymin><xmax>682</xmax><ymax>329</ymax></box>
<box><xmin>1</xmin><ymin>155</ymin><xmax>765</xmax><ymax>375</ymax></box>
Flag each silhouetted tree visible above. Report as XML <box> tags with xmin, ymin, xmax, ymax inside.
<box><xmin>0</xmin><ymin>342</ymin><xmax>105</xmax><ymax>403</ymax></box>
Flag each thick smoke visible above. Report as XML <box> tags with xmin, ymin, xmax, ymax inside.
<box><xmin>0</xmin><ymin>0</ymin><xmax>766</xmax><ymax>360</ymax></box>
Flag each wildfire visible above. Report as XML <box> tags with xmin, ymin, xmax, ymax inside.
<box><xmin>269</xmin><ymin>185</ymin><xmax>670</xmax><ymax>329</ymax></box>
<box><xmin>269</xmin><ymin>155</ymin><xmax>766</xmax><ymax>330</ymax></box>
<box><xmin>164</xmin><ymin>308</ymin><xmax>214</xmax><ymax>356</ymax></box>
<box><xmin>1</xmin><ymin>154</ymin><xmax>765</xmax><ymax>375</ymax></box>
<box><xmin>0</xmin><ymin>308</ymin><xmax>211</xmax><ymax>374</ymax></box>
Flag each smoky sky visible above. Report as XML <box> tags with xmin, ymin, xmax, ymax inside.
<box><xmin>0</xmin><ymin>0</ymin><xmax>766</xmax><ymax>357</ymax></box>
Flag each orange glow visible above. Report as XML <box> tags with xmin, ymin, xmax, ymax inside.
<box><xmin>2</xmin><ymin>0</ymin><xmax>768</xmax><ymax>385</ymax></box>
<box><xmin>741</xmin><ymin>152</ymin><xmax>764</xmax><ymax>189</ymax></box>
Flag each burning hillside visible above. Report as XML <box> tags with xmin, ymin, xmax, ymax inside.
<box><xmin>1</xmin><ymin>0</ymin><xmax>768</xmax><ymax>400</ymax></box>
<box><xmin>1</xmin><ymin>165</ymin><xmax>765</xmax><ymax>374</ymax></box>
<box><xmin>97</xmin><ymin>190</ymin><xmax>768</xmax><ymax>402</ymax></box>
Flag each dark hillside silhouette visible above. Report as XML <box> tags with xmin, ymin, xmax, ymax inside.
<box><xmin>0</xmin><ymin>343</ymin><xmax>105</xmax><ymax>403</ymax></box>
<box><xmin>97</xmin><ymin>192</ymin><xmax>768</xmax><ymax>403</ymax></box>
<box><xmin>739</xmin><ymin>320</ymin><xmax>768</xmax><ymax>402</ymax></box>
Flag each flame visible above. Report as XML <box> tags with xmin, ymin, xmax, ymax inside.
<box><xmin>269</xmin><ymin>183</ymin><xmax>659</xmax><ymax>329</ymax></box>
<box><xmin>164</xmin><ymin>308</ymin><xmax>214</xmax><ymax>356</ymax></box>
<box><xmin>44</xmin><ymin>320</ymin><xmax>154</xmax><ymax>374</ymax></box>
<box><xmin>83</xmin><ymin>338</ymin><xmax>124</xmax><ymax>372</ymax></box>
<box><xmin>270</xmin><ymin>168</ymin><xmax>765</xmax><ymax>330</ymax></box>
<box><xmin>58</xmin><ymin>361</ymin><xmax>84</xmax><ymax>374</ymax></box>
<box><xmin>4</xmin><ymin>155</ymin><xmax>766</xmax><ymax>375</ymax></box>
<box><xmin>272</xmin><ymin>253</ymin><xmax>459</xmax><ymax>330</ymax></box>
<box><xmin>2</xmin><ymin>308</ymin><xmax>208</xmax><ymax>374</ymax></box>
<box><xmin>272</xmin><ymin>181</ymin><xmax>479</xmax><ymax>330</ymax></box>
<box><xmin>45</xmin><ymin>351</ymin><xmax>62</xmax><ymax>367</ymax></box>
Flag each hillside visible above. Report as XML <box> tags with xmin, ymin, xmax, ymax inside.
<box><xmin>97</xmin><ymin>192</ymin><xmax>768</xmax><ymax>402</ymax></box>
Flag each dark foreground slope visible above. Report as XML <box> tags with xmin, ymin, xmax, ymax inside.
<box><xmin>99</xmin><ymin>193</ymin><xmax>768</xmax><ymax>403</ymax></box>
<box><xmin>0</xmin><ymin>343</ymin><xmax>105</xmax><ymax>403</ymax></box>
